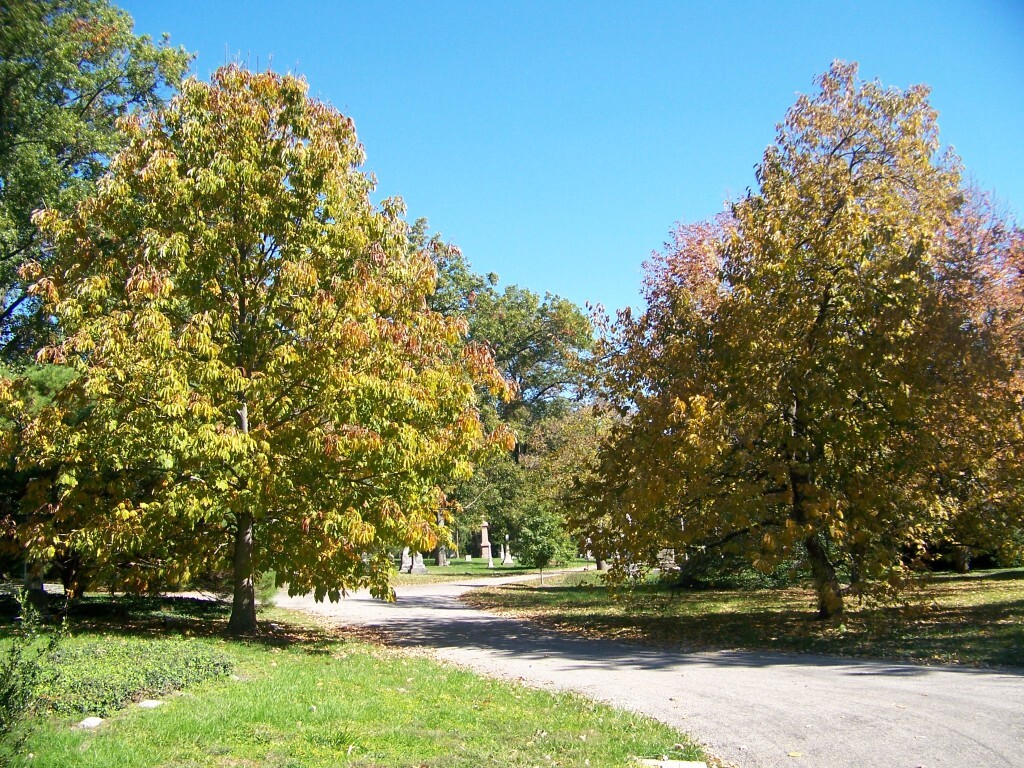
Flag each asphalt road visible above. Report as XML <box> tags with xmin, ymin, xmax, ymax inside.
<box><xmin>276</xmin><ymin>575</ymin><xmax>1024</xmax><ymax>768</ymax></box>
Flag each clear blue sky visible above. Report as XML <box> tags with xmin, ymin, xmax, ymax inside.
<box><xmin>121</xmin><ymin>0</ymin><xmax>1024</xmax><ymax>314</ymax></box>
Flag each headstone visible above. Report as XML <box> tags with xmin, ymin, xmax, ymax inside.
<box><xmin>465</xmin><ymin>554</ymin><xmax>472</xmax><ymax>562</ymax></box>
<box><xmin>78</xmin><ymin>717</ymin><xmax>104</xmax><ymax>729</ymax></box>
<box><xmin>410</xmin><ymin>551</ymin><xmax>427</xmax><ymax>574</ymax></box>
<box><xmin>479</xmin><ymin>520</ymin><xmax>492</xmax><ymax>563</ymax></box>
<box><xmin>501</xmin><ymin>535</ymin><xmax>515</xmax><ymax>565</ymax></box>
<box><xmin>138</xmin><ymin>699</ymin><xmax>162</xmax><ymax>709</ymax></box>
<box><xmin>400</xmin><ymin>547</ymin><xmax>413</xmax><ymax>573</ymax></box>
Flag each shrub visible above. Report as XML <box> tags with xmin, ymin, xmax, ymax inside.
<box><xmin>0</xmin><ymin>593</ymin><xmax>61</xmax><ymax>764</ymax></box>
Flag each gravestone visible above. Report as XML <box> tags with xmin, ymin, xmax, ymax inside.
<box><xmin>480</xmin><ymin>520</ymin><xmax>494</xmax><ymax>568</ymax></box>
<box><xmin>501</xmin><ymin>534</ymin><xmax>515</xmax><ymax>565</ymax></box>
<box><xmin>410</xmin><ymin>550</ymin><xmax>427</xmax><ymax>574</ymax></box>
<box><xmin>401</xmin><ymin>547</ymin><xmax>428</xmax><ymax>574</ymax></box>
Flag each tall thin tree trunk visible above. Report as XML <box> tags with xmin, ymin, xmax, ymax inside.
<box><xmin>805</xmin><ymin>533</ymin><xmax>843</xmax><ymax>619</ymax></box>
<box><xmin>952</xmin><ymin>546</ymin><xmax>970</xmax><ymax>574</ymax></box>
<box><xmin>786</xmin><ymin>395</ymin><xmax>843</xmax><ymax>619</ymax></box>
<box><xmin>435</xmin><ymin>510</ymin><xmax>448</xmax><ymax>566</ymax></box>
<box><xmin>227</xmin><ymin>510</ymin><xmax>257</xmax><ymax>635</ymax></box>
<box><xmin>227</xmin><ymin>400</ymin><xmax>257</xmax><ymax>635</ymax></box>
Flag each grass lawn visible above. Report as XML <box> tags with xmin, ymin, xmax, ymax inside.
<box><xmin>463</xmin><ymin>567</ymin><xmax>1024</xmax><ymax>668</ymax></box>
<box><xmin>10</xmin><ymin>594</ymin><xmax>704</xmax><ymax>768</ymax></box>
<box><xmin>390</xmin><ymin>557</ymin><xmax>588</xmax><ymax>586</ymax></box>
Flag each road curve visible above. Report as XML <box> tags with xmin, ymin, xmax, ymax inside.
<box><xmin>276</xmin><ymin>576</ymin><xmax>1024</xmax><ymax>768</ymax></box>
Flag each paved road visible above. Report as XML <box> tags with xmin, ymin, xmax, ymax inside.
<box><xmin>277</xmin><ymin>576</ymin><xmax>1024</xmax><ymax>768</ymax></box>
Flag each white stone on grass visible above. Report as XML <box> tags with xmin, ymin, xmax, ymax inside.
<box><xmin>138</xmin><ymin>699</ymin><xmax>163</xmax><ymax>709</ymax></box>
<box><xmin>78</xmin><ymin>716</ymin><xmax>104</xmax><ymax>729</ymax></box>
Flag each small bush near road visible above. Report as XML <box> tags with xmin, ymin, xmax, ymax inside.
<box><xmin>0</xmin><ymin>595</ymin><xmax>62</xmax><ymax>764</ymax></box>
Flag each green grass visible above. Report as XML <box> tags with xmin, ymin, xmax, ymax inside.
<box><xmin>463</xmin><ymin>568</ymin><xmax>1024</xmax><ymax>668</ymax></box>
<box><xmin>389</xmin><ymin>557</ymin><xmax>588</xmax><ymax>586</ymax></box>
<box><xmin>13</xmin><ymin>594</ymin><xmax>704</xmax><ymax>768</ymax></box>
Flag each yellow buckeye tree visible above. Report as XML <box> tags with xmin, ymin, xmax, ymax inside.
<box><xmin>11</xmin><ymin>66</ymin><xmax>509</xmax><ymax>633</ymax></box>
<box><xmin>583</xmin><ymin>63</ymin><xmax>1023</xmax><ymax>618</ymax></box>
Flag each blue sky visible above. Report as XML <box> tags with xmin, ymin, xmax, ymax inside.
<box><xmin>121</xmin><ymin>0</ymin><xmax>1024</xmax><ymax>314</ymax></box>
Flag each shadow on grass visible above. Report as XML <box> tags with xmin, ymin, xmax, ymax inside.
<box><xmin>0</xmin><ymin>590</ymin><xmax>350</xmax><ymax>654</ymax></box>
<box><xmin>508</xmin><ymin>596</ymin><xmax>1024</xmax><ymax>670</ymax></box>
<box><xmin>460</xmin><ymin>576</ymin><xmax>1024</xmax><ymax>671</ymax></box>
<box><xmin>357</xmin><ymin>602</ymin><xmax>1017</xmax><ymax>678</ymax></box>
<box><xmin>932</xmin><ymin>568</ymin><xmax>1024</xmax><ymax>584</ymax></box>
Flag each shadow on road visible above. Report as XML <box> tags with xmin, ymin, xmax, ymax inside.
<box><xmin>322</xmin><ymin>591</ymin><xmax>1024</xmax><ymax>679</ymax></box>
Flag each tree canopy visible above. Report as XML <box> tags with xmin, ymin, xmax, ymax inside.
<box><xmin>581</xmin><ymin>62</ymin><xmax>1023</xmax><ymax>617</ymax></box>
<box><xmin>0</xmin><ymin>0</ymin><xmax>189</xmax><ymax>357</ymax></box>
<box><xmin>4</xmin><ymin>66</ymin><xmax>510</xmax><ymax>633</ymax></box>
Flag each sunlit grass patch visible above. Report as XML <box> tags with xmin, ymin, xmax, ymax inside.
<box><xmin>389</xmin><ymin>557</ymin><xmax>588</xmax><ymax>586</ymax></box>
<box><xmin>15</xmin><ymin>600</ymin><xmax>704</xmax><ymax>767</ymax></box>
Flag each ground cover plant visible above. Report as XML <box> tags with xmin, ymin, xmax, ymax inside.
<box><xmin>464</xmin><ymin>568</ymin><xmax>1024</xmax><ymax>668</ymax></box>
<box><xmin>36</xmin><ymin>636</ymin><xmax>232</xmax><ymax>717</ymax></box>
<box><xmin>8</xmin><ymin>593</ymin><xmax>705</xmax><ymax>768</ymax></box>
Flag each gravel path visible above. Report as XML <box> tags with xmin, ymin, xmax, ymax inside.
<box><xmin>276</xmin><ymin>575</ymin><xmax>1024</xmax><ymax>768</ymax></box>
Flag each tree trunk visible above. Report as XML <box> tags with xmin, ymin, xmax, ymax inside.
<box><xmin>786</xmin><ymin>396</ymin><xmax>843</xmax><ymax>619</ymax></box>
<box><xmin>805</xmin><ymin>533</ymin><xmax>843</xmax><ymax>618</ymax></box>
<box><xmin>227</xmin><ymin>400</ymin><xmax>257</xmax><ymax>635</ymax></box>
<box><xmin>952</xmin><ymin>546</ymin><xmax>970</xmax><ymax>574</ymax></box>
<box><xmin>227</xmin><ymin>510</ymin><xmax>257</xmax><ymax>634</ymax></box>
<box><xmin>434</xmin><ymin>510</ymin><xmax>448</xmax><ymax>566</ymax></box>
<box><xmin>58</xmin><ymin>554</ymin><xmax>87</xmax><ymax>599</ymax></box>
<box><xmin>595</xmin><ymin>557</ymin><xmax>607</xmax><ymax>571</ymax></box>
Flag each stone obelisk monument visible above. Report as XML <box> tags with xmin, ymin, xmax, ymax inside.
<box><xmin>479</xmin><ymin>520</ymin><xmax>494</xmax><ymax>568</ymax></box>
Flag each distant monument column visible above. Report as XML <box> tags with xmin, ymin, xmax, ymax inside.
<box><xmin>480</xmin><ymin>520</ymin><xmax>494</xmax><ymax>568</ymax></box>
<box><xmin>501</xmin><ymin>534</ymin><xmax>515</xmax><ymax>565</ymax></box>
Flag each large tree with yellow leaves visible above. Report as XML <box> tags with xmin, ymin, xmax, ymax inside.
<box><xmin>583</xmin><ymin>63</ymin><xmax>1022</xmax><ymax>618</ymax></box>
<box><xmin>6</xmin><ymin>66</ymin><xmax>509</xmax><ymax>633</ymax></box>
